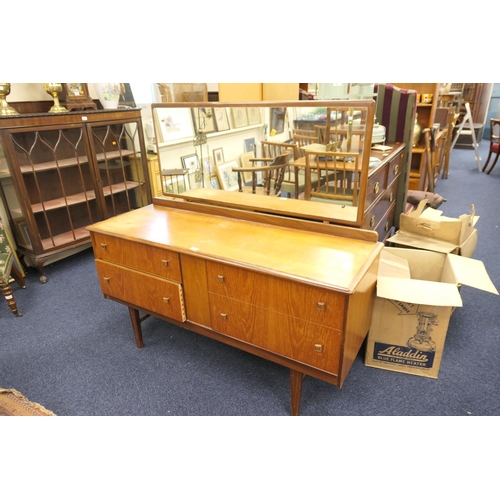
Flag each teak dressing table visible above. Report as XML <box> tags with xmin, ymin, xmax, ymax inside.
<box><xmin>88</xmin><ymin>195</ymin><xmax>384</xmax><ymax>415</ymax></box>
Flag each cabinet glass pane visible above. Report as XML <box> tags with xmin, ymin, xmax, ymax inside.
<box><xmin>90</xmin><ymin>121</ymin><xmax>149</xmax><ymax>218</ymax></box>
<box><xmin>11</xmin><ymin>127</ymin><xmax>98</xmax><ymax>250</ymax></box>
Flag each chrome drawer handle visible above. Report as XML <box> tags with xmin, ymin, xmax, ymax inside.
<box><xmin>217</xmin><ymin>275</ymin><xmax>225</xmax><ymax>283</ymax></box>
<box><xmin>161</xmin><ymin>259</ymin><xmax>169</xmax><ymax>267</ymax></box>
<box><xmin>317</xmin><ymin>302</ymin><xmax>326</xmax><ymax>311</ymax></box>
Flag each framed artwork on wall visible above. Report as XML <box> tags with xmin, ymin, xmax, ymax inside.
<box><xmin>213</xmin><ymin>108</ymin><xmax>230</xmax><ymax>132</ymax></box>
<box><xmin>215</xmin><ymin>160</ymin><xmax>240</xmax><ymax>191</ymax></box>
<box><xmin>231</xmin><ymin>108</ymin><xmax>248</xmax><ymax>129</ymax></box>
<box><xmin>156</xmin><ymin>108</ymin><xmax>194</xmax><ymax>144</ymax></box>
<box><xmin>213</xmin><ymin>147</ymin><xmax>225</xmax><ymax>166</ymax></box>
<box><xmin>201</xmin><ymin>156</ymin><xmax>214</xmax><ymax>177</ymax></box>
<box><xmin>247</xmin><ymin>107</ymin><xmax>261</xmax><ymax>125</ymax></box>
<box><xmin>244</xmin><ymin>137</ymin><xmax>256</xmax><ymax>153</ymax></box>
<box><xmin>191</xmin><ymin>107</ymin><xmax>216</xmax><ymax>134</ymax></box>
<box><xmin>181</xmin><ymin>153</ymin><xmax>200</xmax><ymax>173</ymax></box>
<box><xmin>270</xmin><ymin>107</ymin><xmax>286</xmax><ymax>134</ymax></box>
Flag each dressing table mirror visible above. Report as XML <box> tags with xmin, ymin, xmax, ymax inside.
<box><xmin>151</xmin><ymin>100</ymin><xmax>405</xmax><ymax>239</ymax></box>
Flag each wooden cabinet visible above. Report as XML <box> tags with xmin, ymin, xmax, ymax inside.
<box><xmin>88</xmin><ymin>199</ymin><xmax>383</xmax><ymax>415</ymax></box>
<box><xmin>0</xmin><ymin>108</ymin><xmax>151</xmax><ymax>282</ymax></box>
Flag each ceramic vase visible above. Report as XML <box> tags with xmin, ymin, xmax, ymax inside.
<box><xmin>94</xmin><ymin>83</ymin><xmax>121</xmax><ymax>109</ymax></box>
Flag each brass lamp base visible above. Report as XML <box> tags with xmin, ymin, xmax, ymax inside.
<box><xmin>44</xmin><ymin>83</ymin><xmax>68</xmax><ymax>113</ymax></box>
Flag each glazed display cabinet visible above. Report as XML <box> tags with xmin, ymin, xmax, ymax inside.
<box><xmin>0</xmin><ymin>108</ymin><xmax>151</xmax><ymax>282</ymax></box>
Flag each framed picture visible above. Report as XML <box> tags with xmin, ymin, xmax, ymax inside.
<box><xmin>270</xmin><ymin>107</ymin><xmax>286</xmax><ymax>134</ymax></box>
<box><xmin>201</xmin><ymin>156</ymin><xmax>214</xmax><ymax>177</ymax></box>
<box><xmin>191</xmin><ymin>107</ymin><xmax>216</xmax><ymax>134</ymax></box>
<box><xmin>118</xmin><ymin>83</ymin><xmax>136</xmax><ymax>107</ymax></box>
<box><xmin>13</xmin><ymin>218</ymin><xmax>31</xmax><ymax>248</ymax></box>
<box><xmin>240</xmin><ymin>152</ymin><xmax>255</xmax><ymax>184</ymax></box>
<box><xmin>209</xmin><ymin>175</ymin><xmax>221</xmax><ymax>189</ymax></box>
<box><xmin>247</xmin><ymin>107</ymin><xmax>261</xmax><ymax>125</ymax></box>
<box><xmin>162</xmin><ymin>174</ymin><xmax>190</xmax><ymax>194</ymax></box>
<box><xmin>215</xmin><ymin>160</ymin><xmax>240</xmax><ymax>191</ymax></box>
<box><xmin>213</xmin><ymin>107</ymin><xmax>230</xmax><ymax>132</ymax></box>
<box><xmin>244</xmin><ymin>137</ymin><xmax>256</xmax><ymax>153</ymax></box>
<box><xmin>155</xmin><ymin>107</ymin><xmax>194</xmax><ymax>144</ymax></box>
<box><xmin>213</xmin><ymin>147</ymin><xmax>225</xmax><ymax>166</ymax></box>
<box><xmin>231</xmin><ymin>108</ymin><xmax>248</xmax><ymax>129</ymax></box>
<box><xmin>181</xmin><ymin>153</ymin><xmax>200</xmax><ymax>173</ymax></box>
<box><xmin>189</xmin><ymin>170</ymin><xmax>203</xmax><ymax>189</ymax></box>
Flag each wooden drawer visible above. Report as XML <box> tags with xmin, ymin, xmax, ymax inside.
<box><xmin>95</xmin><ymin>260</ymin><xmax>186</xmax><ymax>322</ymax></box>
<box><xmin>363</xmin><ymin>176</ymin><xmax>399</xmax><ymax>233</ymax></box>
<box><xmin>206</xmin><ymin>261</ymin><xmax>346</xmax><ymax>331</ymax></box>
<box><xmin>92</xmin><ymin>233</ymin><xmax>181</xmax><ymax>282</ymax></box>
<box><xmin>386</xmin><ymin>152</ymin><xmax>402</xmax><ymax>186</ymax></box>
<box><xmin>375</xmin><ymin>203</ymin><xmax>397</xmax><ymax>242</ymax></box>
<box><xmin>365</xmin><ymin>164</ymin><xmax>387</xmax><ymax>209</ymax></box>
<box><xmin>209</xmin><ymin>293</ymin><xmax>342</xmax><ymax>374</ymax></box>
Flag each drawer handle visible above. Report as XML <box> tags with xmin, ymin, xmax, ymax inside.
<box><xmin>314</xmin><ymin>344</ymin><xmax>323</xmax><ymax>353</ymax></box>
<box><xmin>389</xmin><ymin>191</ymin><xmax>394</xmax><ymax>203</ymax></box>
<box><xmin>385</xmin><ymin>222</ymin><xmax>390</xmax><ymax>232</ymax></box>
<box><xmin>394</xmin><ymin>164</ymin><xmax>399</xmax><ymax>175</ymax></box>
<box><xmin>317</xmin><ymin>302</ymin><xmax>326</xmax><ymax>311</ymax></box>
<box><xmin>370</xmin><ymin>215</ymin><xmax>376</xmax><ymax>227</ymax></box>
<box><xmin>217</xmin><ymin>275</ymin><xmax>225</xmax><ymax>283</ymax></box>
<box><xmin>163</xmin><ymin>297</ymin><xmax>170</xmax><ymax>304</ymax></box>
<box><xmin>103</xmin><ymin>277</ymin><xmax>110</xmax><ymax>283</ymax></box>
<box><xmin>373</xmin><ymin>181</ymin><xmax>380</xmax><ymax>194</ymax></box>
<box><xmin>100</xmin><ymin>243</ymin><xmax>107</xmax><ymax>249</ymax></box>
<box><xmin>161</xmin><ymin>259</ymin><xmax>169</xmax><ymax>267</ymax></box>
<box><xmin>220</xmin><ymin>313</ymin><xmax>228</xmax><ymax>320</ymax></box>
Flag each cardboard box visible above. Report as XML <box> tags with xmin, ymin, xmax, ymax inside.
<box><xmin>365</xmin><ymin>247</ymin><xmax>498</xmax><ymax>378</ymax></box>
<box><xmin>388</xmin><ymin>200</ymin><xmax>479</xmax><ymax>257</ymax></box>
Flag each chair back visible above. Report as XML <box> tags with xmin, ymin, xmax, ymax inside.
<box><xmin>305</xmin><ymin>151</ymin><xmax>360</xmax><ymax>206</ymax></box>
<box><xmin>292</xmin><ymin>129</ymin><xmax>320</xmax><ymax>158</ymax></box>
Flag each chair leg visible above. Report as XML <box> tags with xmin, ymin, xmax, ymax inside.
<box><xmin>481</xmin><ymin>150</ymin><xmax>493</xmax><ymax>172</ymax></box>
<box><xmin>2</xmin><ymin>283</ymin><xmax>22</xmax><ymax>317</ymax></box>
<box><xmin>485</xmin><ymin>152</ymin><xmax>500</xmax><ymax>175</ymax></box>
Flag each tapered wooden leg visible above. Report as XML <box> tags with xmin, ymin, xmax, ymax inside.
<box><xmin>128</xmin><ymin>307</ymin><xmax>144</xmax><ymax>348</ymax></box>
<box><xmin>2</xmin><ymin>284</ymin><xmax>22</xmax><ymax>317</ymax></box>
<box><xmin>290</xmin><ymin>369</ymin><xmax>305</xmax><ymax>416</ymax></box>
<box><xmin>486</xmin><ymin>153</ymin><xmax>500</xmax><ymax>175</ymax></box>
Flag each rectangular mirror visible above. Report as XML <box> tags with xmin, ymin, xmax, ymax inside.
<box><xmin>151</xmin><ymin>100</ymin><xmax>376</xmax><ymax>228</ymax></box>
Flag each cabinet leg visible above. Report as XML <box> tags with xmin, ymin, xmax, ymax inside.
<box><xmin>290</xmin><ymin>369</ymin><xmax>305</xmax><ymax>416</ymax></box>
<box><xmin>35</xmin><ymin>258</ymin><xmax>48</xmax><ymax>284</ymax></box>
<box><xmin>128</xmin><ymin>306</ymin><xmax>145</xmax><ymax>348</ymax></box>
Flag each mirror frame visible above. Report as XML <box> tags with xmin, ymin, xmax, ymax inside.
<box><xmin>151</xmin><ymin>100</ymin><xmax>375</xmax><ymax>227</ymax></box>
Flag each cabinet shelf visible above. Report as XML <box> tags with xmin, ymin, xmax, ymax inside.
<box><xmin>30</xmin><ymin>181</ymin><xmax>143</xmax><ymax>213</ymax></box>
<box><xmin>20</xmin><ymin>149</ymin><xmax>135</xmax><ymax>174</ymax></box>
<box><xmin>41</xmin><ymin>226</ymin><xmax>90</xmax><ymax>250</ymax></box>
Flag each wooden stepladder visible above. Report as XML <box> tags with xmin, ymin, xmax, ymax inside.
<box><xmin>450</xmin><ymin>102</ymin><xmax>482</xmax><ymax>171</ymax></box>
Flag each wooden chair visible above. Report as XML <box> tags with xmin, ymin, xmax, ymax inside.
<box><xmin>0</xmin><ymin>218</ymin><xmax>25</xmax><ymax>317</ymax></box>
<box><xmin>161</xmin><ymin>168</ymin><xmax>190</xmax><ymax>194</ymax></box>
<box><xmin>304</xmin><ymin>151</ymin><xmax>360</xmax><ymax>206</ymax></box>
<box><xmin>482</xmin><ymin>118</ymin><xmax>500</xmax><ymax>175</ymax></box>
<box><xmin>232</xmin><ymin>151</ymin><xmax>291</xmax><ymax>196</ymax></box>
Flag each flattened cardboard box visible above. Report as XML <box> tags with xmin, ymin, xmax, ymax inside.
<box><xmin>365</xmin><ymin>247</ymin><xmax>498</xmax><ymax>378</ymax></box>
<box><xmin>388</xmin><ymin>200</ymin><xmax>479</xmax><ymax>257</ymax></box>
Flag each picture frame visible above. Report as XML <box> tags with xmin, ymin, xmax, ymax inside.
<box><xmin>240</xmin><ymin>152</ymin><xmax>255</xmax><ymax>184</ymax></box>
<box><xmin>244</xmin><ymin>137</ymin><xmax>256</xmax><ymax>153</ymax></box>
<box><xmin>189</xmin><ymin>170</ymin><xmax>203</xmax><ymax>189</ymax></box>
<box><xmin>162</xmin><ymin>174</ymin><xmax>190</xmax><ymax>194</ymax></box>
<box><xmin>231</xmin><ymin>108</ymin><xmax>248</xmax><ymax>129</ymax></box>
<box><xmin>213</xmin><ymin>107</ymin><xmax>230</xmax><ymax>132</ymax></box>
<box><xmin>13</xmin><ymin>217</ymin><xmax>31</xmax><ymax>248</ymax></box>
<box><xmin>191</xmin><ymin>107</ymin><xmax>216</xmax><ymax>134</ymax></box>
<box><xmin>215</xmin><ymin>160</ymin><xmax>240</xmax><ymax>191</ymax></box>
<box><xmin>155</xmin><ymin>107</ymin><xmax>194</xmax><ymax>144</ymax></box>
<box><xmin>201</xmin><ymin>156</ymin><xmax>214</xmax><ymax>177</ymax></box>
<box><xmin>246</xmin><ymin>107</ymin><xmax>261</xmax><ymax>125</ymax></box>
<box><xmin>118</xmin><ymin>83</ymin><xmax>136</xmax><ymax>107</ymax></box>
<box><xmin>181</xmin><ymin>153</ymin><xmax>200</xmax><ymax>173</ymax></box>
<box><xmin>213</xmin><ymin>147</ymin><xmax>225</xmax><ymax>166</ymax></box>
<box><xmin>209</xmin><ymin>174</ymin><xmax>221</xmax><ymax>190</ymax></box>
<box><xmin>270</xmin><ymin>107</ymin><xmax>286</xmax><ymax>134</ymax></box>
<box><xmin>60</xmin><ymin>83</ymin><xmax>97</xmax><ymax>111</ymax></box>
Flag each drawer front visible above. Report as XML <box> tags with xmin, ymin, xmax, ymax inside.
<box><xmin>209</xmin><ymin>293</ymin><xmax>341</xmax><ymax>374</ymax></box>
<box><xmin>363</xmin><ymin>195</ymin><xmax>391</xmax><ymax>231</ymax></box>
<box><xmin>365</xmin><ymin>165</ymin><xmax>387</xmax><ymax>209</ymax></box>
<box><xmin>92</xmin><ymin>233</ymin><xmax>181</xmax><ymax>282</ymax></box>
<box><xmin>375</xmin><ymin>203</ymin><xmax>397</xmax><ymax>243</ymax></box>
<box><xmin>206</xmin><ymin>261</ymin><xmax>346</xmax><ymax>331</ymax></box>
<box><xmin>386</xmin><ymin>152</ymin><xmax>402</xmax><ymax>186</ymax></box>
<box><xmin>95</xmin><ymin>260</ymin><xmax>186</xmax><ymax>322</ymax></box>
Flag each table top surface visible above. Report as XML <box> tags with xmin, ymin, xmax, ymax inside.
<box><xmin>88</xmin><ymin>203</ymin><xmax>383</xmax><ymax>293</ymax></box>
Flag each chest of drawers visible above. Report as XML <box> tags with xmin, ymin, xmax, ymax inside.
<box><xmin>88</xmin><ymin>198</ymin><xmax>383</xmax><ymax>415</ymax></box>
